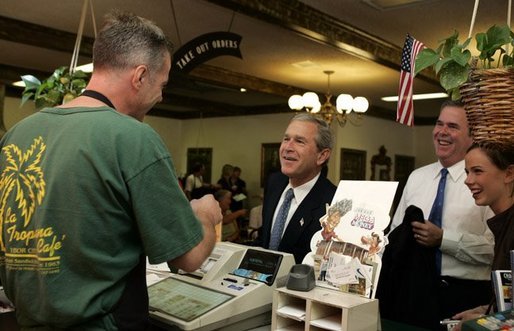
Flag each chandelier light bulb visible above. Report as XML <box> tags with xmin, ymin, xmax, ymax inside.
<box><xmin>288</xmin><ymin>94</ymin><xmax>304</xmax><ymax>110</ymax></box>
<box><xmin>352</xmin><ymin>96</ymin><xmax>369</xmax><ymax>113</ymax></box>
<box><xmin>302</xmin><ymin>92</ymin><xmax>319</xmax><ymax>109</ymax></box>
<box><xmin>287</xmin><ymin>70</ymin><xmax>367</xmax><ymax>127</ymax></box>
<box><xmin>310</xmin><ymin>100</ymin><xmax>322</xmax><ymax>113</ymax></box>
<box><xmin>335</xmin><ymin>94</ymin><xmax>353</xmax><ymax>113</ymax></box>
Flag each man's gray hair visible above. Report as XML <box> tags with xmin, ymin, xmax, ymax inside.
<box><xmin>290</xmin><ymin>113</ymin><xmax>334</xmax><ymax>151</ymax></box>
<box><xmin>93</xmin><ymin>10</ymin><xmax>173</xmax><ymax>72</ymax></box>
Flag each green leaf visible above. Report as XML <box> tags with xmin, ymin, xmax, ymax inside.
<box><xmin>71</xmin><ymin>79</ymin><xmax>87</xmax><ymax>90</ymax></box>
<box><xmin>434</xmin><ymin>57</ymin><xmax>454</xmax><ymax>74</ymax></box>
<box><xmin>20</xmin><ymin>92</ymin><xmax>34</xmax><ymax>107</ymax></box>
<box><xmin>450</xmin><ymin>48</ymin><xmax>471</xmax><ymax>67</ymax></box>
<box><xmin>46</xmin><ymin>89</ymin><xmax>62</xmax><ymax>105</ymax></box>
<box><xmin>53</xmin><ymin>66</ymin><xmax>67</xmax><ymax>78</ymax></box>
<box><xmin>36</xmin><ymin>81</ymin><xmax>50</xmax><ymax>98</ymax></box>
<box><xmin>72</xmin><ymin>70</ymin><xmax>89</xmax><ymax>79</ymax></box>
<box><xmin>20</xmin><ymin>75</ymin><xmax>41</xmax><ymax>91</ymax></box>
<box><xmin>440</xmin><ymin>30</ymin><xmax>460</xmax><ymax>57</ymax></box>
<box><xmin>476</xmin><ymin>25</ymin><xmax>512</xmax><ymax>67</ymax></box>
<box><xmin>502</xmin><ymin>53</ymin><xmax>514</xmax><ymax>66</ymax></box>
<box><xmin>19</xmin><ymin>65</ymin><xmax>90</xmax><ymax>108</ymax></box>
<box><xmin>486</xmin><ymin>25</ymin><xmax>511</xmax><ymax>47</ymax></box>
<box><xmin>439</xmin><ymin>62</ymin><xmax>470</xmax><ymax>91</ymax></box>
<box><xmin>476</xmin><ymin>32</ymin><xmax>487</xmax><ymax>52</ymax></box>
<box><xmin>449</xmin><ymin>87</ymin><xmax>461</xmax><ymax>101</ymax></box>
<box><xmin>35</xmin><ymin>98</ymin><xmax>50</xmax><ymax>110</ymax></box>
<box><xmin>414</xmin><ymin>48</ymin><xmax>439</xmax><ymax>75</ymax></box>
<box><xmin>461</xmin><ymin>37</ymin><xmax>471</xmax><ymax>49</ymax></box>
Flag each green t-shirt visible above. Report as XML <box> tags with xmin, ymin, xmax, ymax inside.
<box><xmin>0</xmin><ymin>107</ymin><xmax>203</xmax><ymax>329</ymax></box>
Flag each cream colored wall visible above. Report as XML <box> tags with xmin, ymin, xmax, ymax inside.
<box><xmin>144</xmin><ymin>115</ymin><xmax>183</xmax><ymax>169</ymax></box>
<box><xmin>3</xmin><ymin>96</ymin><xmax>437</xmax><ymax>209</ymax></box>
<box><xmin>4</xmin><ymin>96</ymin><xmax>37</xmax><ymax>128</ymax></box>
<box><xmin>413</xmin><ymin>125</ymin><xmax>437</xmax><ymax>167</ymax></box>
<box><xmin>331</xmin><ymin>116</ymin><xmax>417</xmax><ymax>184</ymax></box>
<box><xmin>333</xmin><ymin>116</ymin><xmax>437</xmax><ymax>181</ymax></box>
<box><xmin>176</xmin><ymin>113</ymin><xmax>295</xmax><ymax>207</ymax></box>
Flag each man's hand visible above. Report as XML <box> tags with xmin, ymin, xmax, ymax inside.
<box><xmin>170</xmin><ymin>195</ymin><xmax>222</xmax><ymax>272</ymax></box>
<box><xmin>411</xmin><ymin>220</ymin><xmax>443</xmax><ymax>247</ymax></box>
<box><xmin>451</xmin><ymin>305</ymin><xmax>488</xmax><ymax>331</ymax></box>
<box><xmin>190</xmin><ymin>194</ymin><xmax>222</xmax><ymax>227</ymax></box>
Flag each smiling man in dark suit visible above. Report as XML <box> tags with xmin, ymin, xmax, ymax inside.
<box><xmin>259</xmin><ymin>114</ymin><xmax>336</xmax><ymax>263</ymax></box>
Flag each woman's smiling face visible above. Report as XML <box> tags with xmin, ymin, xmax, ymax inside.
<box><xmin>465</xmin><ymin>147</ymin><xmax>511</xmax><ymax>214</ymax></box>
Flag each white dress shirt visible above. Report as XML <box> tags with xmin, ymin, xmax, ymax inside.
<box><xmin>271</xmin><ymin>173</ymin><xmax>320</xmax><ymax>239</ymax></box>
<box><xmin>390</xmin><ymin>160</ymin><xmax>494</xmax><ymax>280</ymax></box>
<box><xmin>184</xmin><ymin>174</ymin><xmax>203</xmax><ymax>192</ymax></box>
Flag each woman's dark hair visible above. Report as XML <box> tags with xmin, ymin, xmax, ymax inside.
<box><xmin>467</xmin><ymin>140</ymin><xmax>514</xmax><ymax>170</ymax></box>
<box><xmin>191</xmin><ymin>162</ymin><xmax>204</xmax><ymax>173</ymax></box>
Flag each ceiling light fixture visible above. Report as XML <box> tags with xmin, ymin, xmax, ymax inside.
<box><xmin>288</xmin><ymin>70</ymin><xmax>368</xmax><ymax>127</ymax></box>
<box><xmin>75</xmin><ymin>62</ymin><xmax>94</xmax><ymax>73</ymax></box>
<box><xmin>381</xmin><ymin>92</ymin><xmax>448</xmax><ymax>102</ymax></box>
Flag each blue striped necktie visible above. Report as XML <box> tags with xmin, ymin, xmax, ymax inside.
<box><xmin>269</xmin><ymin>188</ymin><xmax>294</xmax><ymax>250</ymax></box>
<box><xmin>429</xmin><ymin>168</ymin><xmax>448</xmax><ymax>274</ymax></box>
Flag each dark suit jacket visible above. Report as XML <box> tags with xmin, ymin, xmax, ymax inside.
<box><xmin>376</xmin><ymin>205</ymin><xmax>439</xmax><ymax>330</ymax></box>
<box><xmin>260</xmin><ymin>171</ymin><xmax>336</xmax><ymax>264</ymax></box>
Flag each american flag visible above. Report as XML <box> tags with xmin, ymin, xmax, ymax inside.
<box><xmin>396</xmin><ymin>34</ymin><xmax>425</xmax><ymax>126</ymax></box>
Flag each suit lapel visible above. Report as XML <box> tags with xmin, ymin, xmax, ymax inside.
<box><xmin>262</xmin><ymin>174</ymin><xmax>289</xmax><ymax>245</ymax></box>
<box><xmin>281</xmin><ymin>177</ymin><xmax>326</xmax><ymax>245</ymax></box>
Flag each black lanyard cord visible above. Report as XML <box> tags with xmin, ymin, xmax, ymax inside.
<box><xmin>81</xmin><ymin>90</ymin><xmax>115</xmax><ymax>110</ymax></box>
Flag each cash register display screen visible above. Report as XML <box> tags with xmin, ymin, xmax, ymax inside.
<box><xmin>148</xmin><ymin>278</ymin><xmax>234</xmax><ymax>322</ymax></box>
<box><xmin>232</xmin><ymin>249</ymin><xmax>283</xmax><ymax>285</ymax></box>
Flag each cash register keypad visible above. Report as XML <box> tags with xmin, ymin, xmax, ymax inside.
<box><xmin>474</xmin><ymin>312</ymin><xmax>514</xmax><ymax>330</ymax></box>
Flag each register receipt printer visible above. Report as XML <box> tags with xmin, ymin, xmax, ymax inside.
<box><xmin>147</xmin><ymin>242</ymin><xmax>295</xmax><ymax>331</ymax></box>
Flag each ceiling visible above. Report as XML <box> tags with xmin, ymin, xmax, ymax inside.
<box><xmin>0</xmin><ymin>0</ymin><xmax>510</xmax><ymax>124</ymax></box>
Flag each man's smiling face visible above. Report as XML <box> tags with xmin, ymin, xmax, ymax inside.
<box><xmin>279</xmin><ymin>119</ymin><xmax>329</xmax><ymax>187</ymax></box>
<box><xmin>432</xmin><ymin>105</ymin><xmax>473</xmax><ymax>168</ymax></box>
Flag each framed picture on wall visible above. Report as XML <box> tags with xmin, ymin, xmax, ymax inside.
<box><xmin>394</xmin><ymin>155</ymin><xmax>415</xmax><ymax>182</ymax></box>
<box><xmin>340</xmin><ymin>148</ymin><xmax>367</xmax><ymax>180</ymax></box>
<box><xmin>187</xmin><ymin>148</ymin><xmax>213</xmax><ymax>183</ymax></box>
<box><xmin>261</xmin><ymin>143</ymin><xmax>281</xmax><ymax>187</ymax></box>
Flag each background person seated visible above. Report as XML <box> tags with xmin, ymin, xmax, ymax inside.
<box><xmin>214</xmin><ymin>189</ymin><xmax>248</xmax><ymax>242</ymax></box>
<box><xmin>184</xmin><ymin>162</ymin><xmax>215</xmax><ymax>200</ymax></box>
<box><xmin>248</xmin><ymin>202</ymin><xmax>263</xmax><ymax>241</ymax></box>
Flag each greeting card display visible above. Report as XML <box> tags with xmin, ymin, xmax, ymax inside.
<box><xmin>304</xmin><ymin>180</ymin><xmax>398</xmax><ymax>298</ymax></box>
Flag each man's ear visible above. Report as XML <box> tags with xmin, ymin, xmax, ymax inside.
<box><xmin>132</xmin><ymin>65</ymin><xmax>148</xmax><ymax>89</ymax></box>
<box><xmin>317</xmin><ymin>148</ymin><xmax>331</xmax><ymax>166</ymax></box>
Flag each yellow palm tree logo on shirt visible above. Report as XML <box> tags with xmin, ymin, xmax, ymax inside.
<box><xmin>0</xmin><ymin>136</ymin><xmax>46</xmax><ymax>251</ymax></box>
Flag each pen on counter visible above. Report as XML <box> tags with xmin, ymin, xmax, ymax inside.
<box><xmin>223</xmin><ymin>277</ymin><xmax>238</xmax><ymax>283</ymax></box>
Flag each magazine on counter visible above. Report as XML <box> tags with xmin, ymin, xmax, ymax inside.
<box><xmin>492</xmin><ymin>270</ymin><xmax>512</xmax><ymax>311</ymax></box>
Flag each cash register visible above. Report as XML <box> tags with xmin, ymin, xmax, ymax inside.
<box><xmin>147</xmin><ymin>242</ymin><xmax>295</xmax><ymax>331</ymax></box>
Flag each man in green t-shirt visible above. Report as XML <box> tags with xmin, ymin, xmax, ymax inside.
<box><xmin>0</xmin><ymin>11</ymin><xmax>222</xmax><ymax>330</ymax></box>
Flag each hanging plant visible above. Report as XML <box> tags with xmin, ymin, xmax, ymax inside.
<box><xmin>414</xmin><ymin>25</ymin><xmax>514</xmax><ymax>100</ymax></box>
<box><xmin>20</xmin><ymin>66</ymin><xmax>90</xmax><ymax>109</ymax></box>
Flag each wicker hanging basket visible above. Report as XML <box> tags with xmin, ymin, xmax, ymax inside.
<box><xmin>459</xmin><ymin>67</ymin><xmax>514</xmax><ymax>144</ymax></box>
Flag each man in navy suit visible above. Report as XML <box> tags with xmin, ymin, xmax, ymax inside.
<box><xmin>259</xmin><ymin>114</ymin><xmax>336</xmax><ymax>264</ymax></box>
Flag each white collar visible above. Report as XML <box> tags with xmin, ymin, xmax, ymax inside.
<box><xmin>286</xmin><ymin>172</ymin><xmax>321</xmax><ymax>204</ymax></box>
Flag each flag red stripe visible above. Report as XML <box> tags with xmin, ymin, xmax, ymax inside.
<box><xmin>396</xmin><ymin>35</ymin><xmax>424</xmax><ymax>127</ymax></box>
<box><xmin>397</xmin><ymin>72</ymin><xmax>414</xmax><ymax>126</ymax></box>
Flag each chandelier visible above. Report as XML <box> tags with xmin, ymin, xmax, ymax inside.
<box><xmin>288</xmin><ymin>70</ymin><xmax>369</xmax><ymax>127</ymax></box>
